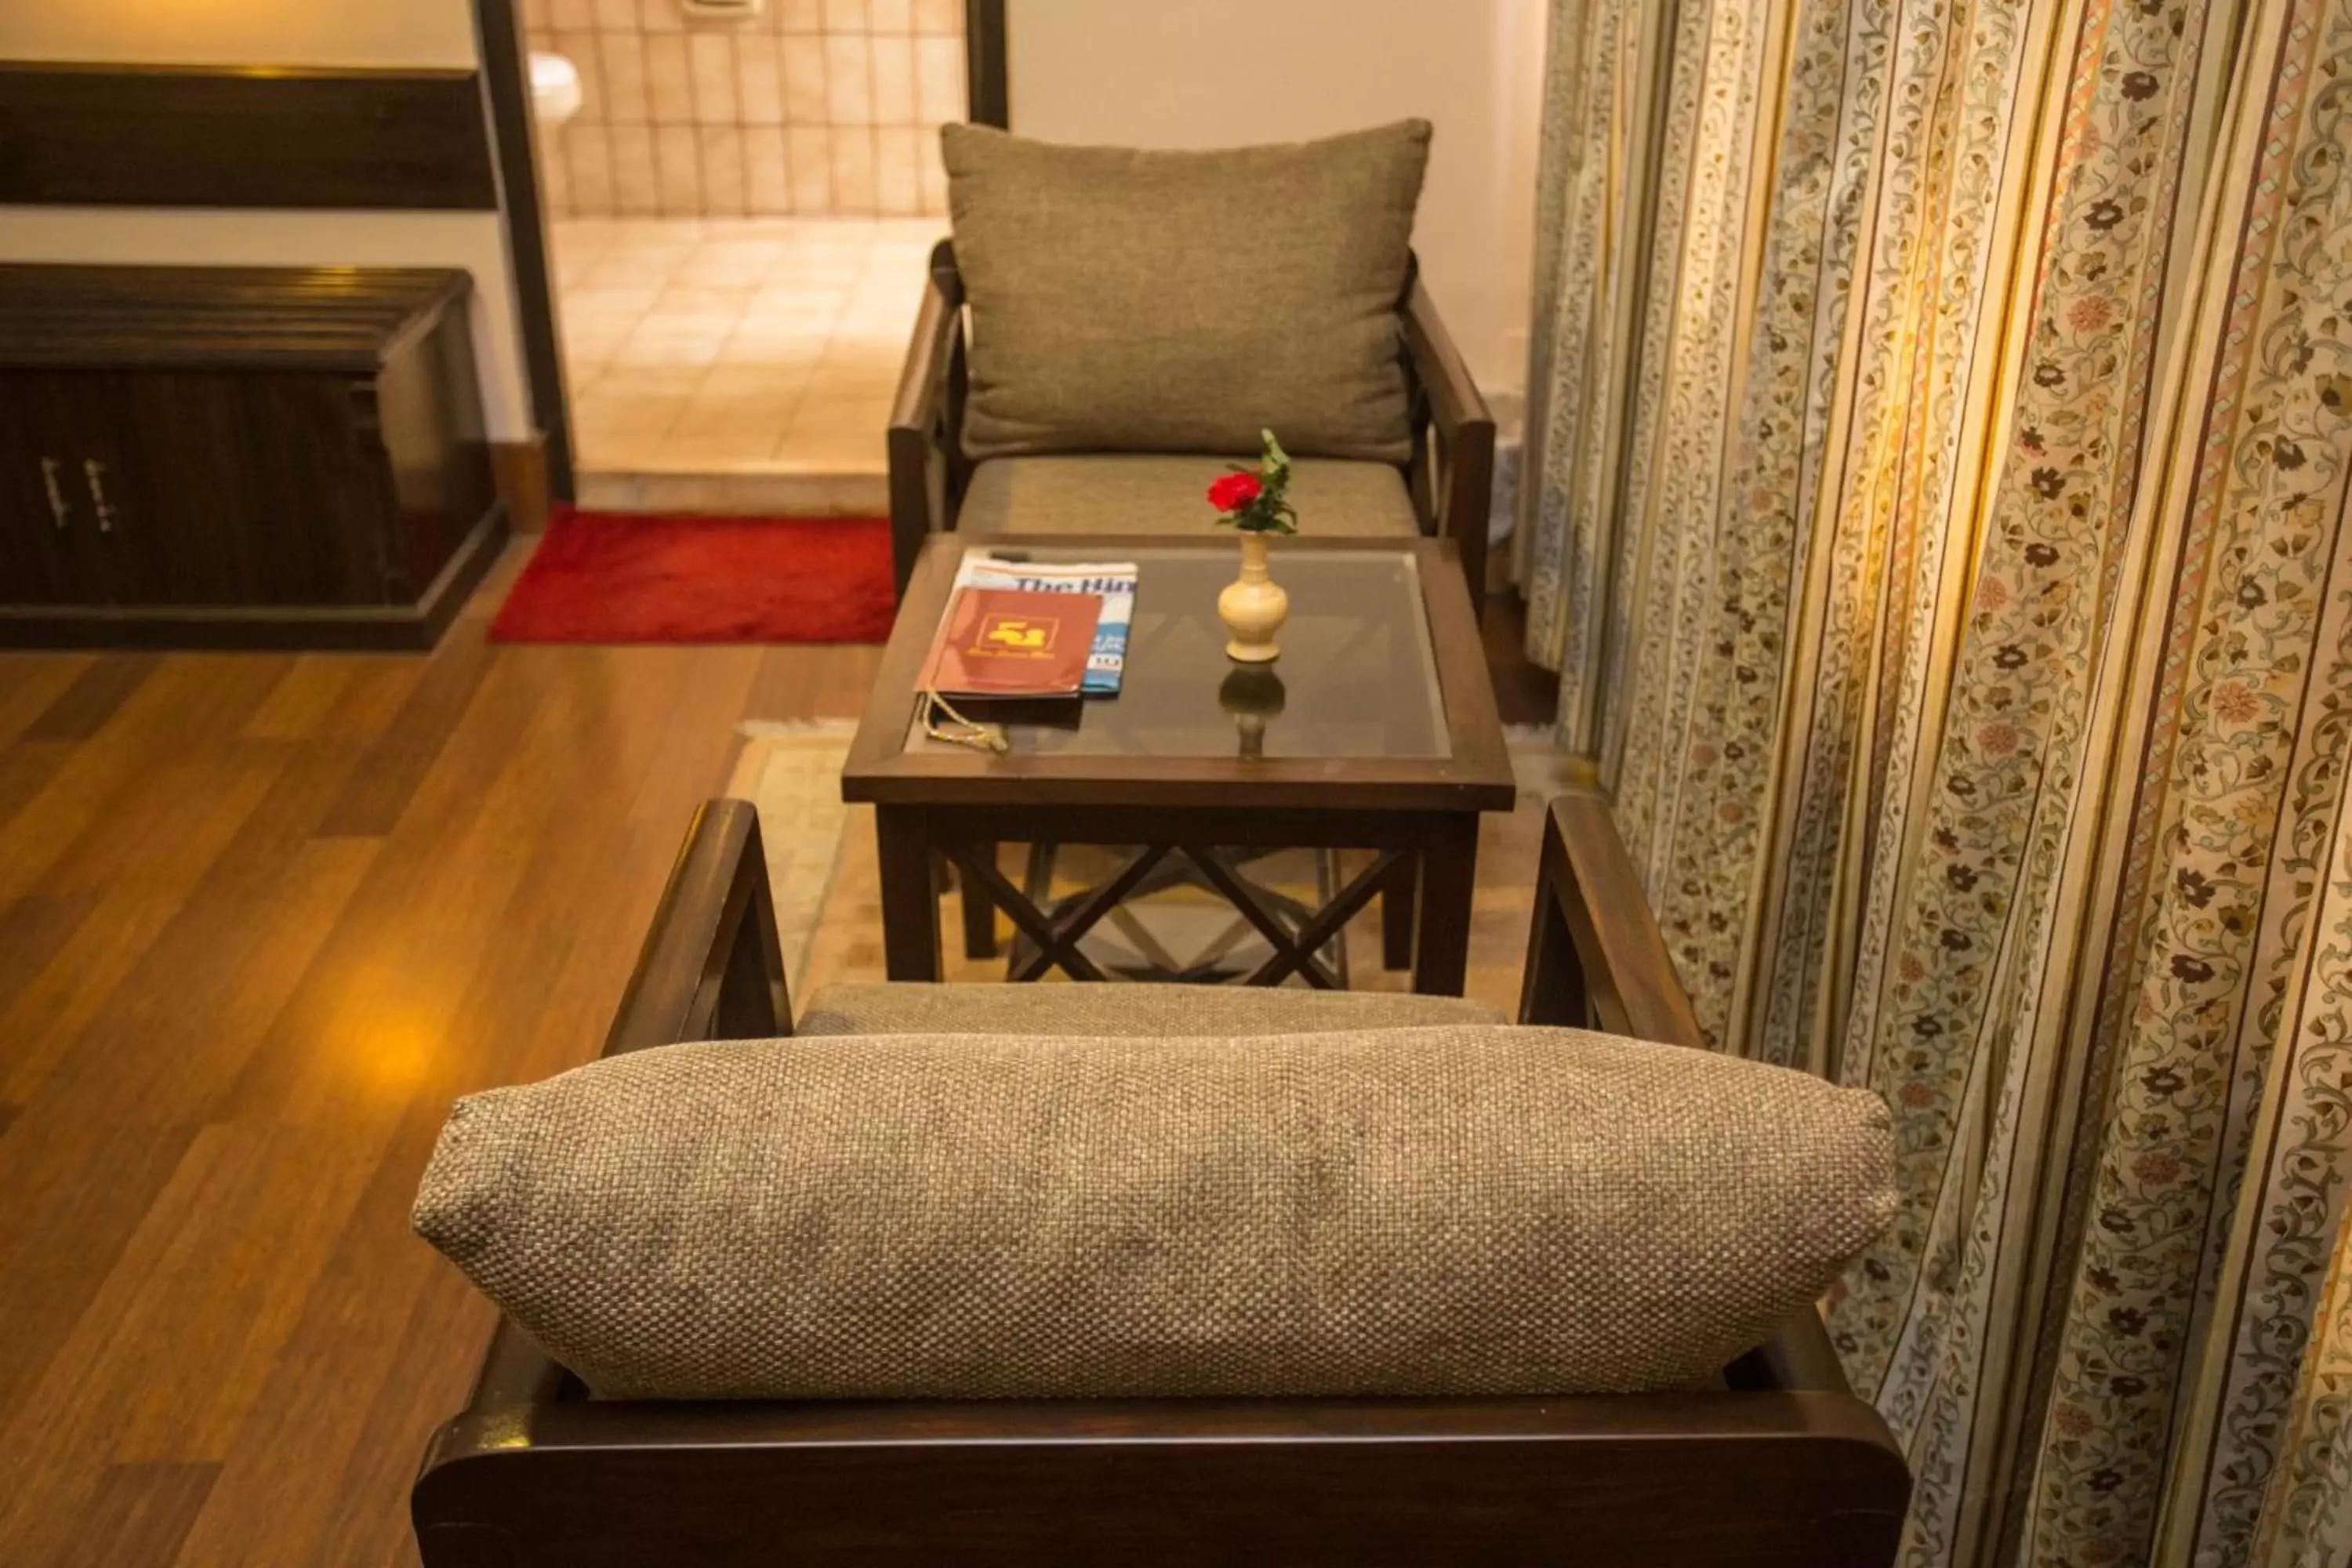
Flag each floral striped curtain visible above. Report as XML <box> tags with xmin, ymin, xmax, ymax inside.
<box><xmin>1515</xmin><ymin>0</ymin><xmax>2352</xmax><ymax>1563</ymax></box>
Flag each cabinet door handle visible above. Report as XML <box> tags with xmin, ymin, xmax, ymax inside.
<box><xmin>40</xmin><ymin>457</ymin><xmax>70</xmax><ymax>528</ymax></box>
<box><xmin>82</xmin><ymin>459</ymin><xmax>115</xmax><ymax>533</ymax></box>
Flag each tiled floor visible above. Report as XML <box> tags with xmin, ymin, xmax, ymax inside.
<box><xmin>554</xmin><ymin>215</ymin><xmax>942</xmax><ymax>514</ymax></box>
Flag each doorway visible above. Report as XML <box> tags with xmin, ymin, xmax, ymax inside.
<box><xmin>499</xmin><ymin>0</ymin><xmax>985</xmax><ymax>515</ymax></box>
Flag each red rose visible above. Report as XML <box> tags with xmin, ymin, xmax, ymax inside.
<box><xmin>1207</xmin><ymin>471</ymin><xmax>1263</xmax><ymax>512</ymax></box>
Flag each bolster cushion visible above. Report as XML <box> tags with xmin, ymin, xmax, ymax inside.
<box><xmin>413</xmin><ymin>1025</ymin><xmax>1894</xmax><ymax>1400</ymax></box>
<box><xmin>942</xmin><ymin>120</ymin><xmax>1429</xmax><ymax>463</ymax></box>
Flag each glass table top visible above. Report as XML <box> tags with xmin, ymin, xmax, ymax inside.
<box><xmin>903</xmin><ymin>545</ymin><xmax>1451</xmax><ymax>762</ymax></box>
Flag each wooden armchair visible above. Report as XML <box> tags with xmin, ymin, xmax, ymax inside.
<box><xmin>886</xmin><ymin>241</ymin><xmax>1497</xmax><ymax>611</ymax></box>
<box><xmin>410</xmin><ymin>795</ymin><xmax>1908</xmax><ymax>1566</ymax></box>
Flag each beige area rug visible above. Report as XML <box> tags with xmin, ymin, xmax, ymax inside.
<box><xmin>726</xmin><ymin>721</ymin><xmax>1582</xmax><ymax>1019</ymax></box>
<box><xmin>724</xmin><ymin>721</ymin><xmax>860</xmax><ymax>996</ymax></box>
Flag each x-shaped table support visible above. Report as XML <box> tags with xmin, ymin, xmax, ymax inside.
<box><xmin>962</xmin><ymin>841</ymin><xmax>1407</xmax><ymax>986</ymax></box>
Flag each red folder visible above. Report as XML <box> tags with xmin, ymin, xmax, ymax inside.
<box><xmin>916</xmin><ymin>587</ymin><xmax>1101</xmax><ymax>698</ymax></box>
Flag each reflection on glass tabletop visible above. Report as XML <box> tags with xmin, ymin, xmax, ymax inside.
<box><xmin>904</xmin><ymin>546</ymin><xmax>1450</xmax><ymax>762</ymax></box>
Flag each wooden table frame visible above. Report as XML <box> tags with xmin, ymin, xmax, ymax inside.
<box><xmin>410</xmin><ymin>794</ymin><xmax>1910</xmax><ymax>1566</ymax></box>
<box><xmin>840</xmin><ymin>535</ymin><xmax>1518</xmax><ymax>994</ymax></box>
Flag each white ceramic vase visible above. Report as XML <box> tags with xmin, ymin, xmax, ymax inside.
<box><xmin>1218</xmin><ymin>532</ymin><xmax>1289</xmax><ymax>662</ymax></box>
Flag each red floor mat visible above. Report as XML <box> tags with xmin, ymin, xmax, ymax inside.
<box><xmin>489</xmin><ymin>508</ymin><xmax>898</xmax><ymax>644</ymax></box>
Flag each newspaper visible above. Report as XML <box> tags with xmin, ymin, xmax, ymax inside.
<box><xmin>951</xmin><ymin>555</ymin><xmax>1137</xmax><ymax>696</ymax></box>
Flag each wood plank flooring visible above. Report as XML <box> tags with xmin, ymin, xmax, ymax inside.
<box><xmin>0</xmin><ymin>546</ymin><xmax>880</xmax><ymax>1566</ymax></box>
<box><xmin>0</xmin><ymin>543</ymin><xmax>1557</xmax><ymax>1565</ymax></box>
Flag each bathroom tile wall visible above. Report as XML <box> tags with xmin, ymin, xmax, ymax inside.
<box><xmin>527</xmin><ymin>0</ymin><xmax>964</xmax><ymax>218</ymax></box>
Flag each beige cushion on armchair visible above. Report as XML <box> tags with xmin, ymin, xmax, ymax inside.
<box><xmin>415</xmin><ymin>1024</ymin><xmax>1895</xmax><ymax>1402</ymax></box>
<box><xmin>942</xmin><ymin>120</ymin><xmax>1430</xmax><ymax>463</ymax></box>
<box><xmin>956</xmin><ymin>455</ymin><xmax>1424</xmax><ymax>539</ymax></box>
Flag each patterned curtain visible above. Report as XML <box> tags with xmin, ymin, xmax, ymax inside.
<box><xmin>1515</xmin><ymin>0</ymin><xmax>2352</xmax><ymax>1563</ymax></box>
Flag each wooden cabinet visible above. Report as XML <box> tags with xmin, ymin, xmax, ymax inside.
<box><xmin>0</xmin><ymin>378</ymin><xmax>89</xmax><ymax>604</ymax></box>
<box><xmin>0</xmin><ymin>266</ymin><xmax>506</xmax><ymax>649</ymax></box>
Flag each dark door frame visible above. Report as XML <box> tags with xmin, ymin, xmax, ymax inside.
<box><xmin>967</xmin><ymin>0</ymin><xmax>1008</xmax><ymax>128</ymax></box>
<box><xmin>473</xmin><ymin>0</ymin><xmax>575</xmax><ymax>504</ymax></box>
<box><xmin>471</xmin><ymin>0</ymin><xmax>1010</xmax><ymax>507</ymax></box>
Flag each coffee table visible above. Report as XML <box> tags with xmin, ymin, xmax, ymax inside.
<box><xmin>840</xmin><ymin>535</ymin><xmax>1517</xmax><ymax>993</ymax></box>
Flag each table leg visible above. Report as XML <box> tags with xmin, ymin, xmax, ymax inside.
<box><xmin>1381</xmin><ymin>853</ymin><xmax>1417</xmax><ymax>971</ymax></box>
<box><xmin>876</xmin><ymin>806</ymin><xmax>943</xmax><ymax>982</ymax></box>
<box><xmin>960</xmin><ymin>839</ymin><xmax>999</xmax><ymax>959</ymax></box>
<box><xmin>1410</xmin><ymin>816</ymin><xmax>1479</xmax><ymax>996</ymax></box>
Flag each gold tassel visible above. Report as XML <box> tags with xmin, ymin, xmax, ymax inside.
<box><xmin>920</xmin><ymin>691</ymin><xmax>1008</xmax><ymax>754</ymax></box>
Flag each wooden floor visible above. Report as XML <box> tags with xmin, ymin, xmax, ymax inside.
<box><xmin>0</xmin><ymin>546</ymin><xmax>884</xmax><ymax>1566</ymax></box>
<box><xmin>0</xmin><ymin>543</ymin><xmax>1557</xmax><ymax>1566</ymax></box>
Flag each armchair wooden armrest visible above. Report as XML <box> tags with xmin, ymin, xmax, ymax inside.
<box><xmin>1519</xmin><ymin>789</ymin><xmax>1707</xmax><ymax>1045</ymax></box>
<box><xmin>1514</xmin><ymin>786</ymin><xmax>1882</xmax><ymax>1486</ymax></box>
<box><xmin>604</xmin><ymin>798</ymin><xmax>791</xmax><ymax>1055</ymax></box>
<box><xmin>885</xmin><ymin>241</ymin><xmax>967</xmax><ymax>597</ymax></box>
<box><xmin>1402</xmin><ymin>272</ymin><xmax>1497</xmax><ymax>616</ymax></box>
<box><xmin>413</xmin><ymin>799</ymin><xmax>1907</xmax><ymax>1567</ymax></box>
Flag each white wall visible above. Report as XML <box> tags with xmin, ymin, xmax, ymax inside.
<box><xmin>0</xmin><ymin>0</ymin><xmax>534</xmax><ymax>441</ymax></box>
<box><xmin>1006</xmin><ymin>0</ymin><xmax>1548</xmax><ymax>399</ymax></box>
<box><xmin>0</xmin><ymin>0</ymin><xmax>478</xmax><ymax>67</ymax></box>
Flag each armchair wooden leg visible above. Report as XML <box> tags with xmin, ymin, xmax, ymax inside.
<box><xmin>960</xmin><ymin>841</ymin><xmax>1000</xmax><ymax>959</ymax></box>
